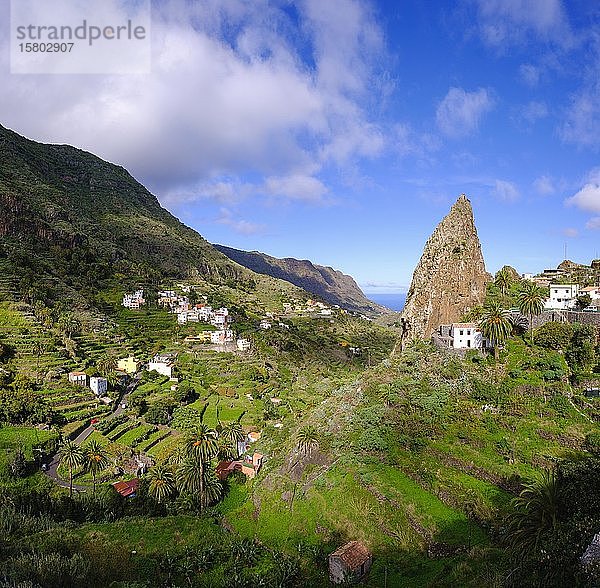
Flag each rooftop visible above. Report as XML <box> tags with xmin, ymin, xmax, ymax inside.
<box><xmin>112</xmin><ymin>478</ymin><xmax>139</xmax><ymax>498</ymax></box>
<box><xmin>330</xmin><ymin>541</ymin><xmax>371</xmax><ymax>570</ymax></box>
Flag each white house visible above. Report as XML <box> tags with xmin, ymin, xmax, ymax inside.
<box><xmin>211</xmin><ymin>329</ymin><xmax>234</xmax><ymax>345</ymax></box>
<box><xmin>237</xmin><ymin>338</ymin><xmax>251</xmax><ymax>351</ymax></box>
<box><xmin>68</xmin><ymin>371</ymin><xmax>87</xmax><ymax>386</ymax></box>
<box><xmin>198</xmin><ymin>305</ymin><xmax>213</xmax><ymax>321</ymax></box>
<box><xmin>122</xmin><ymin>289</ymin><xmax>145</xmax><ymax>310</ymax></box>
<box><xmin>211</xmin><ymin>308</ymin><xmax>229</xmax><ymax>327</ymax></box>
<box><xmin>580</xmin><ymin>286</ymin><xmax>600</xmax><ymax>303</ymax></box>
<box><xmin>260</xmin><ymin>320</ymin><xmax>272</xmax><ymax>330</ymax></box>
<box><xmin>90</xmin><ymin>376</ymin><xmax>108</xmax><ymax>396</ymax></box>
<box><xmin>148</xmin><ymin>353</ymin><xmax>176</xmax><ymax>378</ymax></box>
<box><xmin>545</xmin><ymin>284</ymin><xmax>579</xmax><ymax>310</ymax></box>
<box><xmin>450</xmin><ymin>323</ymin><xmax>486</xmax><ymax>349</ymax></box>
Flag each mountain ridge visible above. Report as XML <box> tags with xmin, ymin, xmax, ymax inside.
<box><xmin>0</xmin><ymin>124</ymin><xmax>307</xmax><ymax>309</ymax></box>
<box><xmin>214</xmin><ymin>244</ymin><xmax>389</xmax><ymax>316</ymax></box>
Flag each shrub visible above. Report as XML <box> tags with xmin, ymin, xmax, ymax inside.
<box><xmin>535</xmin><ymin>322</ymin><xmax>573</xmax><ymax>351</ymax></box>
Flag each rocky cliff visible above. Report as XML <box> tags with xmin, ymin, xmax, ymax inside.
<box><xmin>214</xmin><ymin>244</ymin><xmax>388</xmax><ymax>316</ymax></box>
<box><xmin>400</xmin><ymin>194</ymin><xmax>489</xmax><ymax>340</ymax></box>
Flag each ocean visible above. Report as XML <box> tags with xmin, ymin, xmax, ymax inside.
<box><xmin>366</xmin><ymin>293</ymin><xmax>406</xmax><ymax>312</ymax></box>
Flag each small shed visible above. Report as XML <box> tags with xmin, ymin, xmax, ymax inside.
<box><xmin>329</xmin><ymin>541</ymin><xmax>372</xmax><ymax>584</ymax></box>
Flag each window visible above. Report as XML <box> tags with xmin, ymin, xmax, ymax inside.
<box><xmin>459</xmin><ymin>330</ymin><xmax>464</xmax><ymax>335</ymax></box>
<box><xmin>467</xmin><ymin>340</ymin><xmax>471</xmax><ymax>348</ymax></box>
<box><xmin>467</xmin><ymin>330</ymin><xmax>471</xmax><ymax>335</ymax></box>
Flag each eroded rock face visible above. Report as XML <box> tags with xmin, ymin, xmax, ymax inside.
<box><xmin>400</xmin><ymin>194</ymin><xmax>489</xmax><ymax>340</ymax></box>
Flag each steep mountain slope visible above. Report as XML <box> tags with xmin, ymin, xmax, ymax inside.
<box><xmin>0</xmin><ymin>124</ymin><xmax>303</xmax><ymax>307</ymax></box>
<box><xmin>214</xmin><ymin>244</ymin><xmax>388</xmax><ymax>315</ymax></box>
<box><xmin>401</xmin><ymin>194</ymin><xmax>489</xmax><ymax>339</ymax></box>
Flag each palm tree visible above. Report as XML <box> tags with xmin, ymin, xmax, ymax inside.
<box><xmin>509</xmin><ymin>312</ymin><xmax>529</xmax><ymax>336</ymax></box>
<box><xmin>183</xmin><ymin>425</ymin><xmax>219</xmax><ymax>509</ymax></box>
<box><xmin>177</xmin><ymin>457</ymin><xmax>203</xmax><ymax>494</ymax></box>
<box><xmin>479</xmin><ymin>302</ymin><xmax>512</xmax><ymax>359</ymax></box>
<box><xmin>296</xmin><ymin>425</ymin><xmax>319</xmax><ymax>455</ymax></box>
<box><xmin>219</xmin><ymin>422</ymin><xmax>245</xmax><ymax>457</ymax></box>
<box><xmin>83</xmin><ymin>439</ymin><xmax>108</xmax><ymax>494</ymax></box>
<box><xmin>202</xmin><ymin>472</ymin><xmax>223</xmax><ymax>506</ymax></box>
<box><xmin>177</xmin><ymin>455</ymin><xmax>220</xmax><ymax>509</ymax></box>
<box><xmin>186</xmin><ymin>425</ymin><xmax>219</xmax><ymax>462</ymax></box>
<box><xmin>517</xmin><ymin>282</ymin><xmax>546</xmax><ymax>344</ymax></box>
<box><xmin>96</xmin><ymin>354</ymin><xmax>117</xmax><ymax>379</ymax></box>
<box><xmin>218</xmin><ymin>437</ymin><xmax>237</xmax><ymax>461</ymax></box>
<box><xmin>506</xmin><ymin>469</ymin><xmax>560</xmax><ymax>555</ymax></box>
<box><xmin>494</xmin><ymin>268</ymin><xmax>513</xmax><ymax>296</ymax></box>
<box><xmin>147</xmin><ymin>464</ymin><xmax>176</xmax><ymax>504</ymax></box>
<box><xmin>58</xmin><ymin>440</ymin><xmax>84</xmax><ymax>498</ymax></box>
<box><xmin>57</xmin><ymin>314</ymin><xmax>81</xmax><ymax>340</ymax></box>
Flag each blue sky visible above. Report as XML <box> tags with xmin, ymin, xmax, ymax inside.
<box><xmin>1</xmin><ymin>0</ymin><xmax>599</xmax><ymax>293</ymax></box>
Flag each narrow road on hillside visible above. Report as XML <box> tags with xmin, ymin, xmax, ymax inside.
<box><xmin>44</xmin><ymin>373</ymin><xmax>142</xmax><ymax>492</ymax></box>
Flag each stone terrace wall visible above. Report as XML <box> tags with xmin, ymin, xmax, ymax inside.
<box><xmin>531</xmin><ymin>310</ymin><xmax>600</xmax><ymax>329</ymax></box>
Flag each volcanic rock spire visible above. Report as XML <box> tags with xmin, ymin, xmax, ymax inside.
<box><xmin>400</xmin><ymin>194</ymin><xmax>489</xmax><ymax>342</ymax></box>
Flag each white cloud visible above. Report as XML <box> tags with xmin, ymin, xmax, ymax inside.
<box><xmin>0</xmin><ymin>0</ymin><xmax>388</xmax><ymax>200</ymax></box>
<box><xmin>360</xmin><ymin>281</ymin><xmax>408</xmax><ymax>292</ymax></box>
<box><xmin>492</xmin><ymin>179</ymin><xmax>519</xmax><ymax>202</ymax></box>
<box><xmin>519</xmin><ymin>63</ymin><xmax>540</xmax><ymax>86</ymax></box>
<box><xmin>263</xmin><ymin>174</ymin><xmax>329</xmax><ymax>202</ymax></box>
<box><xmin>520</xmin><ymin>100</ymin><xmax>548</xmax><ymax>124</ymax></box>
<box><xmin>474</xmin><ymin>0</ymin><xmax>570</xmax><ymax>47</ymax></box>
<box><xmin>394</xmin><ymin>123</ymin><xmax>440</xmax><ymax>162</ymax></box>
<box><xmin>216</xmin><ymin>208</ymin><xmax>265</xmax><ymax>235</ymax></box>
<box><xmin>586</xmin><ymin>217</ymin><xmax>600</xmax><ymax>230</ymax></box>
<box><xmin>436</xmin><ymin>87</ymin><xmax>494</xmax><ymax>138</ymax></box>
<box><xmin>566</xmin><ymin>175</ymin><xmax>600</xmax><ymax>213</ymax></box>
<box><xmin>161</xmin><ymin>181</ymin><xmax>246</xmax><ymax>206</ymax></box>
<box><xmin>560</xmin><ymin>90</ymin><xmax>600</xmax><ymax>147</ymax></box>
<box><xmin>533</xmin><ymin>175</ymin><xmax>555</xmax><ymax>196</ymax></box>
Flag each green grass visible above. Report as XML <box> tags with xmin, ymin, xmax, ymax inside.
<box><xmin>0</xmin><ymin>425</ymin><xmax>57</xmax><ymax>467</ymax></box>
<box><xmin>117</xmin><ymin>424</ymin><xmax>155</xmax><ymax>447</ymax></box>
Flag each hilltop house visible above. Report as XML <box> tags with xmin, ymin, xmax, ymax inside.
<box><xmin>68</xmin><ymin>371</ymin><xmax>87</xmax><ymax>386</ymax></box>
<box><xmin>122</xmin><ymin>289</ymin><xmax>145</xmax><ymax>310</ymax></box>
<box><xmin>433</xmin><ymin>323</ymin><xmax>490</xmax><ymax>351</ymax></box>
<box><xmin>211</xmin><ymin>308</ymin><xmax>229</xmax><ymax>327</ymax></box>
<box><xmin>545</xmin><ymin>284</ymin><xmax>579</xmax><ymax>310</ymax></box>
<box><xmin>329</xmin><ymin>541</ymin><xmax>372</xmax><ymax>584</ymax></box>
<box><xmin>237</xmin><ymin>338</ymin><xmax>251</xmax><ymax>351</ymax></box>
<box><xmin>117</xmin><ymin>356</ymin><xmax>139</xmax><ymax>375</ymax></box>
<box><xmin>216</xmin><ymin>452</ymin><xmax>264</xmax><ymax>481</ymax></box>
<box><xmin>90</xmin><ymin>376</ymin><xmax>108</xmax><ymax>396</ymax></box>
<box><xmin>210</xmin><ymin>329</ymin><xmax>234</xmax><ymax>345</ymax></box>
<box><xmin>148</xmin><ymin>353</ymin><xmax>176</xmax><ymax>378</ymax></box>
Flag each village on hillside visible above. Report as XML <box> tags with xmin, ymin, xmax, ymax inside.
<box><xmin>433</xmin><ymin>262</ymin><xmax>600</xmax><ymax>354</ymax></box>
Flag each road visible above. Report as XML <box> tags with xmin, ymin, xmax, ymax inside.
<box><xmin>44</xmin><ymin>373</ymin><xmax>142</xmax><ymax>491</ymax></box>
